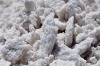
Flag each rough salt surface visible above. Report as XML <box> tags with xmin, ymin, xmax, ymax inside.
<box><xmin>0</xmin><ymin>0</ymin><xmax>100</xmax><ymax>66</ymax></box>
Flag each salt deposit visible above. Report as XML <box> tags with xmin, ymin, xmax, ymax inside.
<box><xmin>0</xmin><ymin>0</ymin><xmax>100</xmax><ymax>66</ymax></box>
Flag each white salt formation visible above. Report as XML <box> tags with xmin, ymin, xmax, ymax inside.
<box><xmin>0</xmin><ymin>59</ymin><xmax>11</xmax><ymax>66</ymax></box>
<box><xmin>1</xmin><ymin>0</ymin><xmax>100</xmax><ymax>66</ymax></box>
<box><xmin>2</xmin><ymin>37</ymin><xmax>31</xmax><ymax>63</ymax></box>
<box><xmin>65</xmin><ymin>16</ymin><xmax>74</xmax><ymax>46</ymax></box>
<box><xmin>50</xmin><ymin>59</ymin><xmax>76</xmax><ymax>66</ymax></box>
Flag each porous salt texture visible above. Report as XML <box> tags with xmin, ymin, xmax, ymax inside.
<box><xmin>1</xmin><ymin>0</ymin><xmax>100</xmax><ymax>66</ymax></box>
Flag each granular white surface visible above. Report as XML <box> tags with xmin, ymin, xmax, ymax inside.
<box><xmin>0</xmin><ymin>0</ymin><xmax>100</xmax><ymax>66</ymax></box>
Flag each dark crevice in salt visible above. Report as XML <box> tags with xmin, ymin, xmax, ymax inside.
<box><xmin>51</xmin><ymin>43</ymin><xmax>61</xmax><ymax>58</ymax></box>
<box><xmin>26</xmin><ymin>11</ymin><xmax>31</xmax><ymax>16</ymax></box>
<box><xmin>63</xmin><ymin>0</ymin><xmax>69</xmax><ymax>3</ymax></box>
<box><xmin>54</xmin><ymin>14</ymin><xmax>58</xmax><ymax>18</ymax></box>
<box><xmin>81</xmin><ymin>47</ymin><xmax>92</xmax><ymax>61</ymax></box>
<box><xmin>39</xmin><ymin>23</ymin><xmax>42</xmax><ymax>28</ymax></box>
<box><xmin>58</xmin><ymin>29</ymin><xmax>65</xmax><ymax>33</ymax></box>
<box><xmin>70</xmin><ymin>34</ymin><xmax>76</xmax><ymax>49</ymax></box>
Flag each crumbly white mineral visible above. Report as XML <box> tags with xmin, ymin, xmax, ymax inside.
<box><xmin>0</xmin><ymin>0</ymin><xmax>100</xmax><ymax>66</ymax></box>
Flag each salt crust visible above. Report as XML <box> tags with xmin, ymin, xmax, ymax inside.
<box><xmin>0</xmin><ymin>0</ymin><xmax>100</xmax><ymax>66</ymax></box>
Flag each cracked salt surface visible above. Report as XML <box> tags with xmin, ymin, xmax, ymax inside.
<box><xmin>0</xmin><ymin>0</ymin><xmax>100</xmax><ymax>66</ymax></box>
